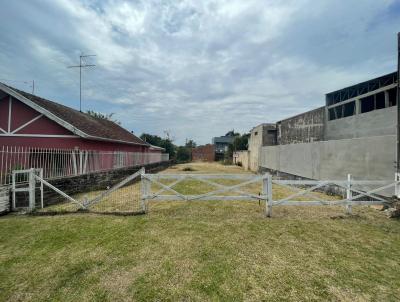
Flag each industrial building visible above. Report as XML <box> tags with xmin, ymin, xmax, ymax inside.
<box><xmin>235</xmin><ymin>72</ymin><xmax>398</xmax><ymax>182</ymax></box>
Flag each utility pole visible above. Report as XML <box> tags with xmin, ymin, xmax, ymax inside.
<box><xmin>397</xmin><ymin>32</ymin><xmax>400</xmax><ymax>173</ymax></box>
<box><xmin>68</xmin><ymin>54</ymin><xmax>96</xmax><ymax>112</ymax></box>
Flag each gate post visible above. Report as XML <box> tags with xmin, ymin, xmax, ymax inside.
<box><xmin>28</xmin><ymin>168</ymin><xmax>36</xmax><ymax>211</ymax></box>
<box><xmin>265</xmin><ymin>174</ymin><xmax>273</xmax><ymax>218</ymax></box>
<box><xmin>12</xmin><ymin>171</ymin><xmax>16</xmax><ymax>211</ymax></box>
<box><xmin>346</xmin><ymin>174</ymin><xmax>352</xmax><ymax>215</ymax></box>
<box><xmin>140</xmin><ymin>169</ymin><xmax>149</xmax><ymax>213</ymax></box>
<box><xmin>395</xmin><ymin>172</ymin><xmax>400</xmax><ymax>198</ymax></box>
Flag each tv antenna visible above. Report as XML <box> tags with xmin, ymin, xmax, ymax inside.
<box><xmin>0</xmin><ymin>79</ymin><xmax>34</xmax><ymax>94</ymax></box>
<box><xmin>68</xmin><ymin>54</ymin><xmax>96</xmax><ymax>112</ymax></box>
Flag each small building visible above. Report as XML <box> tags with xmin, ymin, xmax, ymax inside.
<box><xmin>212</xmin><ymin>134</ymin><xmax>235</xmax><ymax>153</ymax></box>
<box><xmin>0</xmin><ymin>83</ymin><xmax>165</xmax><ymax>184</ymax></box>
<box><xmin>247</xmin><ymin>123</ymin><xmax>276</xmax><ymax>171</ymax></box>
<box><xmin>212</xmin><ymin>132</ymin><xmax>237</xmax><ymax>160</ymax></box>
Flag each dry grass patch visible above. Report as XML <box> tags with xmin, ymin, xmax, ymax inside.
<box><xmin>1</xmin><ymin>162</ymin><xmax>399</xmax><ymax>301</ymax></box>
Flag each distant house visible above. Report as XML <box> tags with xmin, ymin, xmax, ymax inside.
<box><xmin>212</xmin><ymin>132</ymin><xmax>236</xmax><ymax>154</ymax></box>
<box><xmin>0</xmin><ymin>83</ymin><xmax>166</xmax><ymax>183</ymax></box>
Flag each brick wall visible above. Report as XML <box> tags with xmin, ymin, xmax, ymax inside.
<box><xmin>192</xmin><ymin>144</ymin><xmax>215</xmax><ymax>162</ymax></box>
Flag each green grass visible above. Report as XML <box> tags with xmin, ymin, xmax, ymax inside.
<box><xmin>0</xmin><ymin>163</ymin><xmax>400</xmax><ymax>301</ymax></box>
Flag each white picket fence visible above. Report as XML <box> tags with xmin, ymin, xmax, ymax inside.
<box><xmin>0</xmin><ymin>146</ymin><xmax>169</xmax><ymax>185</ymax></box>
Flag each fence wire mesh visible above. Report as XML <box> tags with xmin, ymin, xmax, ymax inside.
<box><xmin>32</xmin><ymin>171</ymin><xmax>144</xmax><ymax>215</ymax></box>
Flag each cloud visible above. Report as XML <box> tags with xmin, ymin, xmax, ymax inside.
<box><xmin>0</xmin><ymin>0</ymin><xmax>399</xmax><ymax>144</ymax></box>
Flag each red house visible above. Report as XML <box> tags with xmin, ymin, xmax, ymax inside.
<box><xmin>0</xmin><ymin>82</ymin><xmax>165</xmax><ymax>183</ymax></box>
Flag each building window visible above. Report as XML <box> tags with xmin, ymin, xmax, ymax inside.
<box><xmin>388</xmin><ymin>88</ymin><xmax>397</xmax><ymax>107</ymax></box>
<box><xmin>375</xmin><ymin>91</ymin><xmax>385</xmax><ymax>110</ymax></box>
<box><xmin>334</xmin><ymin>105</ymin><xmax>343</xmax><ymax>119</ymax></box>
<box><xmin>360</xmin><ymin>95</ymin><xmax>375</xmax><ymax>113</ymax></box>
<box><xmin>343</xmin><ymin>101</ymin><xmax>355</xmax><ymax>117</ymax></box>
<box><xmin>254</xmin><ymin>131</ymin><xmax>258</xmax><ymax>136</ymax></box>
<box><xmin>328</xmin><ymin>108</ymin><xmax>335</xmax><ymax>120</ymax></box>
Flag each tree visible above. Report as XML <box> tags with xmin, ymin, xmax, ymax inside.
<box><xmin>86</xmin><ymin>110</ymin><xmax>121</xmax><ymax>125</ymax></box>
<box><xmin>140</xmin><ymin>133</ymin><xmax>163</xmax><ymax>147</ymax></box>
<box><xmin>225</xmin><ymin>130</ymin><xmax>240</xmax><ymax>137</ymax></box>
<box><xmin>140</xmin><ymin>133</ymin><xmax>176</xmax><ymax>159</ymax></box>
<box><xmin>226</xmin><ymin>133</ymin><xmax>249</xmax><ymax>161</ymax></box>
<box><xmin>185</xmin><ymin>139</ymin><xmax>196</xmax><ymax>149</ymax></box>
<box><xmin>176</xmin><ymin>146</ymin><xmax>191</xmax><ymax>162</ymax></box>
<box><xmin>233</xmin><ymin>133</ymin><xmax>249</xmax><ymax>151</ymax></box>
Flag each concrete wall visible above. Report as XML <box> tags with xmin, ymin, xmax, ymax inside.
<box><xmin>277</xmin><ymin>107</ymin><xmax>325</xmax><ymax>145</ymax></box>
<box><xmin>248</xmin><ymin>124</ymin><xmax>276</xmax><ymax>172</ymax></box>
<box><xmin>233</xmin><ymin>151</ymin><xmax>250</xmax><ymax>170</ymax></box>
<box><xmin>260</xmin><ymin>135</ymin><xmax>396</xmax><ymax>182</ymax></box>
<box><xmin>325</xmin><ymin>106</ymin><xmax>396</xmax><ymax>140</ymax></box>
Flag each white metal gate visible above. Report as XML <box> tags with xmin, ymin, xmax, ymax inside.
<box><xmin>142</xmin><ymin>173</ymin><xmax>398</xmax><ymax>217</ymax></box>
<box><xmin>12</xmin><ymin>168</ymin><xmax>43</xmax><ymax>211</ymax></box>
<box><xmin>141</xmin><ymin>173</ymin><xmax>268</xmax><ymax>210</ymax></box>
<box><xmin>12</xmin><ymin>168</ymin><xmax>145</xmax><ymax>214</ymax></box>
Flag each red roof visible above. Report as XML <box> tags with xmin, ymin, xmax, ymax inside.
<box><xmin>1</xmin><ymin>83</ymin><xmax>148</xmax><ymax>146</ymax></box>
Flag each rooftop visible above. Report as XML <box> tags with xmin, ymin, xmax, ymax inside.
<box><xmin>0</xmin><ymin>83</ymin><xmax>148</xmax><ymax>146</ymax></box>
<box><xmin>326</xmin><ymin>72</ymin><xmax>397</xmax><ymax>106</ymax></box>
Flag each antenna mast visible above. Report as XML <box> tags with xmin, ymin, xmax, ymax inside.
<box><xmin>68</xmin><ymin>54</ymin><xmax>96</xmax><ymax>112</ymax></box>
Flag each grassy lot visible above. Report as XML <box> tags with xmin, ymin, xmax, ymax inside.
<box><xmin>1</xmin><ymin>162</ymin><xmax>400</xmax><ymax>301</ymax></box>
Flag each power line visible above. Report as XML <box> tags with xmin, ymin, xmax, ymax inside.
<box><xmin>68</xmin><ymin>54</ymin><xmax>96</xmax><ymax>112</ymax></box>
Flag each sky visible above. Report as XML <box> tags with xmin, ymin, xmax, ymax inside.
<box><xmin>0</xmin><ymin>0</ymin><xmax>399</xmax><ymax>145</ymax></box>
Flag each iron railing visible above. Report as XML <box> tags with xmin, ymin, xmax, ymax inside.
<box><xmin>0</xmin><ymin>146</ymin><xmax>169</xmax><ymax>185</ymax></box>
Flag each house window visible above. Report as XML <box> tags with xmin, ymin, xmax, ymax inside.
<box><xmin>254</xmin><ymin>131</ymin><xmax>258</xmax><ymax>136</ymax></box>
<box><xmin>113</xmin><ymin>152</ymin><xmax>125</xmax><ymax>168</ymax></box>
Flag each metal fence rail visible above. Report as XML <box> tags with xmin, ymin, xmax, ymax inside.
<box><xmin>0</xmin><ymin>146</ymin><xmax>169</xmax><ymax>185</ymax></box>
<box><xmin>142</xmin><ymin>173</ymin><xmax>399</xmax><ymax>217</ymax></box>
<box><xmin>265</xmin><ymin>174</ymin><xmax>398</xmax><ymax>217</ymax></box>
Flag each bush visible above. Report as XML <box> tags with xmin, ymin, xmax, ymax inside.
<box><xmin>182</xmin><ymin>167</ymin><xmax>196</xmax><ymax>172</ymax></box>
<box><xmin>176</xmin><ymin>146</ymin><xmax>191</xmax><ymax>163</ymax></box>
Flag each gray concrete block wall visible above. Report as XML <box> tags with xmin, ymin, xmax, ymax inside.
<box><xmin>277</xmin><ymin>107</ymin><xmax>325</xmax><ymax>145</ymax></box>
<box><xmin>260</xmin><ymin>135</ymin><xmax>396</xmax><ymax>182</ymax></box>
<box><xmin>325</xmin><ymin>106</ymin><xmax>396</xmax><ymax>140</ymax></box>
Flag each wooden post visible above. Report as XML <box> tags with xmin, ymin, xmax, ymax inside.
<box><xmin>28</xmin><ymin>168</ymin><xmax>36</xmax><ymax>211</ymax></box>
<box><xmin>346</xmin><ymin>174</ymin><xmax>352</xmax><ymax>215</ymax></box>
